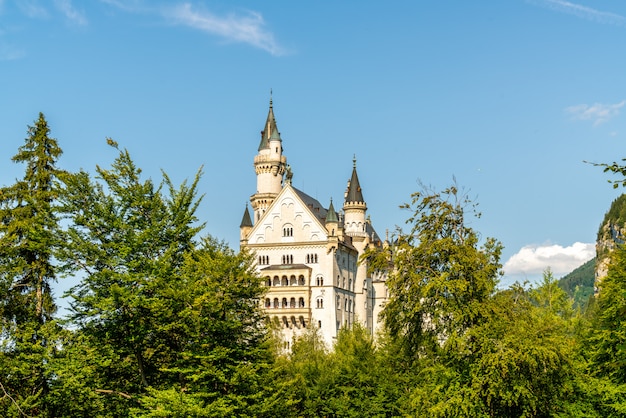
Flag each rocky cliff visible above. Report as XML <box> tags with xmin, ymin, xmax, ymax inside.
<box><xmin>595</xmin><ymin>194</ymin><xmax>626</xmax><ymax>291</ymax></box>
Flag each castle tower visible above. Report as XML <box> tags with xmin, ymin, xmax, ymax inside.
<box><xmin>343</xmin><ymin>157</ymin><xmax>368</xmax><ymax>241</ymax></box>
<box><xmin>250</xmin><ymin>96</ymin><xmax>287</xmax><ymax>222</ymax></box>
<box><xmin>239</xmin><ymin>204</ymin><xmax>253</xmax><ymax>246</ymax></box>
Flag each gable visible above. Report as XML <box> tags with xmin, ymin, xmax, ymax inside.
<box><xmin>249</xmin><ymin>186</ymin><xmax>329</xmax><ymax>245</ymax></box>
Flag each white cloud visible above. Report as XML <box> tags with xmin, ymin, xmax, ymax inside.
<box><xmin>55</xmin><ymin>0</ymin><xmax>87</xmax><ymax>25</ymax></box>
<box><xmin>528</xmin><ymin>0</ymin><xmax>626</xmax><ymax>25</ymax></box>
<box><xmin>566</xmin><ymin>100</ymin><xmax>625</xmax><ymax>125</ymax></box>
<box><xmin>164</xmin><ymin>3</ymin><xmax>286</xmax><ymax>56</ymax></box>
<box><xmin>503</xmin><ymin>242</ymin><xmax>595</xmax><ymax>280</ymax></box>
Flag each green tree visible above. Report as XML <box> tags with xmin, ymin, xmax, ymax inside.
<box><xmin>589</xmin><ymin>245</ymin><xmax>626</xmax><ymax>385</ymax></box>
<box><xmin>366</xmin><ymin>186</ymin><xmax>580</xmax><ymax>417</ymax></box>
<box><xmin>365</xmin><ymin>184</ymin><xmax>503</xmax><ymax>361</ymax></box>
<box><xmin>133</xmin><ymin>238</ymin><xmax>275</xmax><ymax>417</ymax></box>
<box><xmin>0</xmin><ymin>113</ymin><xmax>64</xmax><ymax>416</ymax></box>
<box><xmin>56</xmin><ymin>141</ymin><xmax>204</xmax><ymax>415</ymax></box>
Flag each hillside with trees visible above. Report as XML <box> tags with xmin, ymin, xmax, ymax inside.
<box><xmin>2</xmin><ymin>114</ymin><xmax>626</xmax><ymax>416</ymax></box>
<box><xmin>558</xmin><ymin>258</ymin><xmax>595</xmax><ymax>309</ymax></box>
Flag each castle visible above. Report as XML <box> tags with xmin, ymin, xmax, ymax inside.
<box><xmin>239</xmin><ymin>98</ymin><xmax>388</xmax><ymax>349</ymax></box>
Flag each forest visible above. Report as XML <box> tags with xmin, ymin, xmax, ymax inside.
<box><xmin>2</xmin><ymin>113</ymin><xmax>626</xmax><ymax>417</ymax></box>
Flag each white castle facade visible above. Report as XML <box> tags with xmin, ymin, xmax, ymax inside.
<box><xmin>239</xmin><ymin>98</ymin><xmax>388</xmax><ymax>349</ymax></box>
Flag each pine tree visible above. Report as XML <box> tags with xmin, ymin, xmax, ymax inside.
<box><xmin>0</xmin><ymin>113</ymin><xmax>64</xmax><ymax>416</ymax></box>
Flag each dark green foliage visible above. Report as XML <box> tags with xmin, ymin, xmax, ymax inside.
<box><xmin>133</xmin><ymin>238</ymin><xmax>274</xmax><ymax>417</ymax></box>
<box><xmin>0</xmin><ymin>113</ymin><xmax>64</xmax><ymax>417</ymax></box>
<box><xmin>558</xmin><ymin>258</ymin><xmax>595</xmax><ymax>309</ymax></box>
<box><xmin>589</xmin><ymin>246</ymin><xmax>626</xmax><ymax>386</ymax></box>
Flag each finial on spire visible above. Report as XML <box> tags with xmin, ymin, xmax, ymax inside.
<box><xmin>353</xmin><ymin>154</ymin><xmax>357</xmax><ymax>168</ymax></box>
<box><xmin>270</xmin><ymin>89</ymin><xmax>273</xmax><ymax>108</ymax></box>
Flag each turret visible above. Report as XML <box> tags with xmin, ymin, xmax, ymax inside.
<box><xmin>250</xmin><ymin>96</ymin><xmax>287</xmax><ymax>221</ymax></box>
<box><xmin>343</xmin><ymin>157</ymin><xmax>367</xmax><ymax>240</ymax></box>
<box><xmin>240</xmin><ymin>204</ymin><xmax>253</xmax><ymax>247</ymax></box>
<box><xmin>325</xmin><ymin>198</ymin><xmax>339</xmax><ymax>236</ymax></box>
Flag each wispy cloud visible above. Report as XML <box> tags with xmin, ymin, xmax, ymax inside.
<box><xmin>503</xmin><ymin>242</ymin><xmax>594</xmax><ymax>282</ymax></box>
<box><xmin>566</xmin><ymin>100</ymin><xmax>625</xmax><ymax>125</ymax></box>
<box><xmin>164</xmin><ymin>3</ymin><xmax>286</xmax><ymax>56</ymax></box>
<box><xmin>528</xmin><ymin>0</ymin><xmax>626</xmax><ymax>25</ymax></box>
<box><xmin>100</xmin><ymin>0</ymin><xmax>286</xmax><ymax>55</ymax></box>
<box><xmin>55</xmin><ymin>0</ymin><xmax>87</xmax><ymax>25</ymax></box>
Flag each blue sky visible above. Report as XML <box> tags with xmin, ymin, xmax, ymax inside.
<box><xmin>1</xmin><ymin>0</ymin><xmax>625</xmax><ymax>288</ymax></box>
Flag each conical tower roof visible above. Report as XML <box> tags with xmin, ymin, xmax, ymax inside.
<box><xmin>240</xmin><ymin>205</ymin><xmax>253</xmax><ymax>228</ymax></box>
<box><xmin>345</xmin><ymin>158</ymin><xmax>365</xmax><ymax>203</ymax></box>
<box><xmin>258</xmin><ymin>96</ymin><xmax>282</xmax><ymax>151</ymax></box>
<box><xmin>326</xmin><ymin>198</ymin><xmax>338</xmax><ymax>223</ymax></box>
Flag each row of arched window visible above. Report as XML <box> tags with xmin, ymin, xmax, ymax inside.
<box><xmin>258</xmin><ymin>255</ymin><xmax>269</xmax><ymax>265</ymax></box>
<box><xmin>306</xmin><ymin>254</ymin><xmax>318</xmax><ymax>263</ymax></box>
<box><xmin>282</xmin><ymin>254</ymin><xmax>293</xmax><ymax>264</ymax></box>
<box><xmin>265</xmin><ymin>297</ymin><xmax>306</xmax><ymax>309</ymax></box>
<box><xmin>265</xmin><ymin>275</ymin><xmax>306</xmax><ymax>286</ymax></box>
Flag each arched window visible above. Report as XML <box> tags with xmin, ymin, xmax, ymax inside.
<box><xmin>281</xmin><ymin>276</ymin><xmax>288</xmax><ymax>286</ymax></box>
<box><xmin>283</xmin><ymin>224</ymin><xmax>293</xmax><ymax>237</ymax></box>
<box><xmin>273</xmin><ymin>276</ymin><xmax>280</xmax><ymax>286</ymax></box>
<box><xmin>298</xmin><ymin>275</ymin><xmax>305</xmax><ymax>286</ymax></box>
<box><xmin>273</xmin><ymin>298</ymin><xmax>279</xmax><ymax>308</ymax></box>
<box><xmin>265</xmin><ymin>277</ymin><xmax>271</xmax><ymax>286</ymax></box>
<box><xmin>316</xmin><ymin>298</ymin><xmax>323</xmax><ymax>309</ymax></box>
<box><xmin>290</xmin><ymin>297</ymin><xmax>296</xmax><ymax>308</ymax></box>
<box><xmin>336</xmin><ymin>295</ymin><xmax>340</xmax><ymax>309</ymax></box>
<box><xmin>290</xmin><ymin>275</ymin><xmax>297</xmax><ymax>286</ymax></box>
<box><xmin>316</xmin><ymin>276</ymin><xmax>323</xmax><ymax>286</ymax></box>
<box><xmin>299</xmin><ymin>297</ymin><xmax>305</xmax><ymax>308</ymax></box>
<box><xmin>282</xmin><ymin>297</ymin><xmax>288</xmax><ymax>308</ymax></box>
<box><xmin>265</xmin><ymin>298</ymin><xmax>271</xmax><ymax>308</ymax></box>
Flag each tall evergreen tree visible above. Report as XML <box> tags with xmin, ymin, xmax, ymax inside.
<box><xmin>0</xmin><ymin>113</ymin><xmax>64</xmax><ymax>416</ymax></box>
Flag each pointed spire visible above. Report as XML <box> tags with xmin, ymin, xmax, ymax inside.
<box><xmin>240</xmin><ymin>204</ymin><xmax>253</xmax><ymax>228</ymax></box>
<box><xmin>326</xmin><ymin>198</ymin><xmax>339</xmax><ymax>223</ymax></box>
<box><xmin>345</xmin><ymin>157</ymin><xmax>365</xmax><ymax>203</ymax></box>
<box><xmin>258</xmin><ymin>92</ymin><xmax>282</xmax><ymax>151</ymax></box>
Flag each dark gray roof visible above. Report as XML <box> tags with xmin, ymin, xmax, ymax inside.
<box><xmin>240</xmin><ymin>205</ymin><xmax>253</xmax><ymax>228</ymax></box>
<box><xmin>345</xmin><ymin>163</ymin><xmax>365</xmax><ymax>203</ymax></box>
